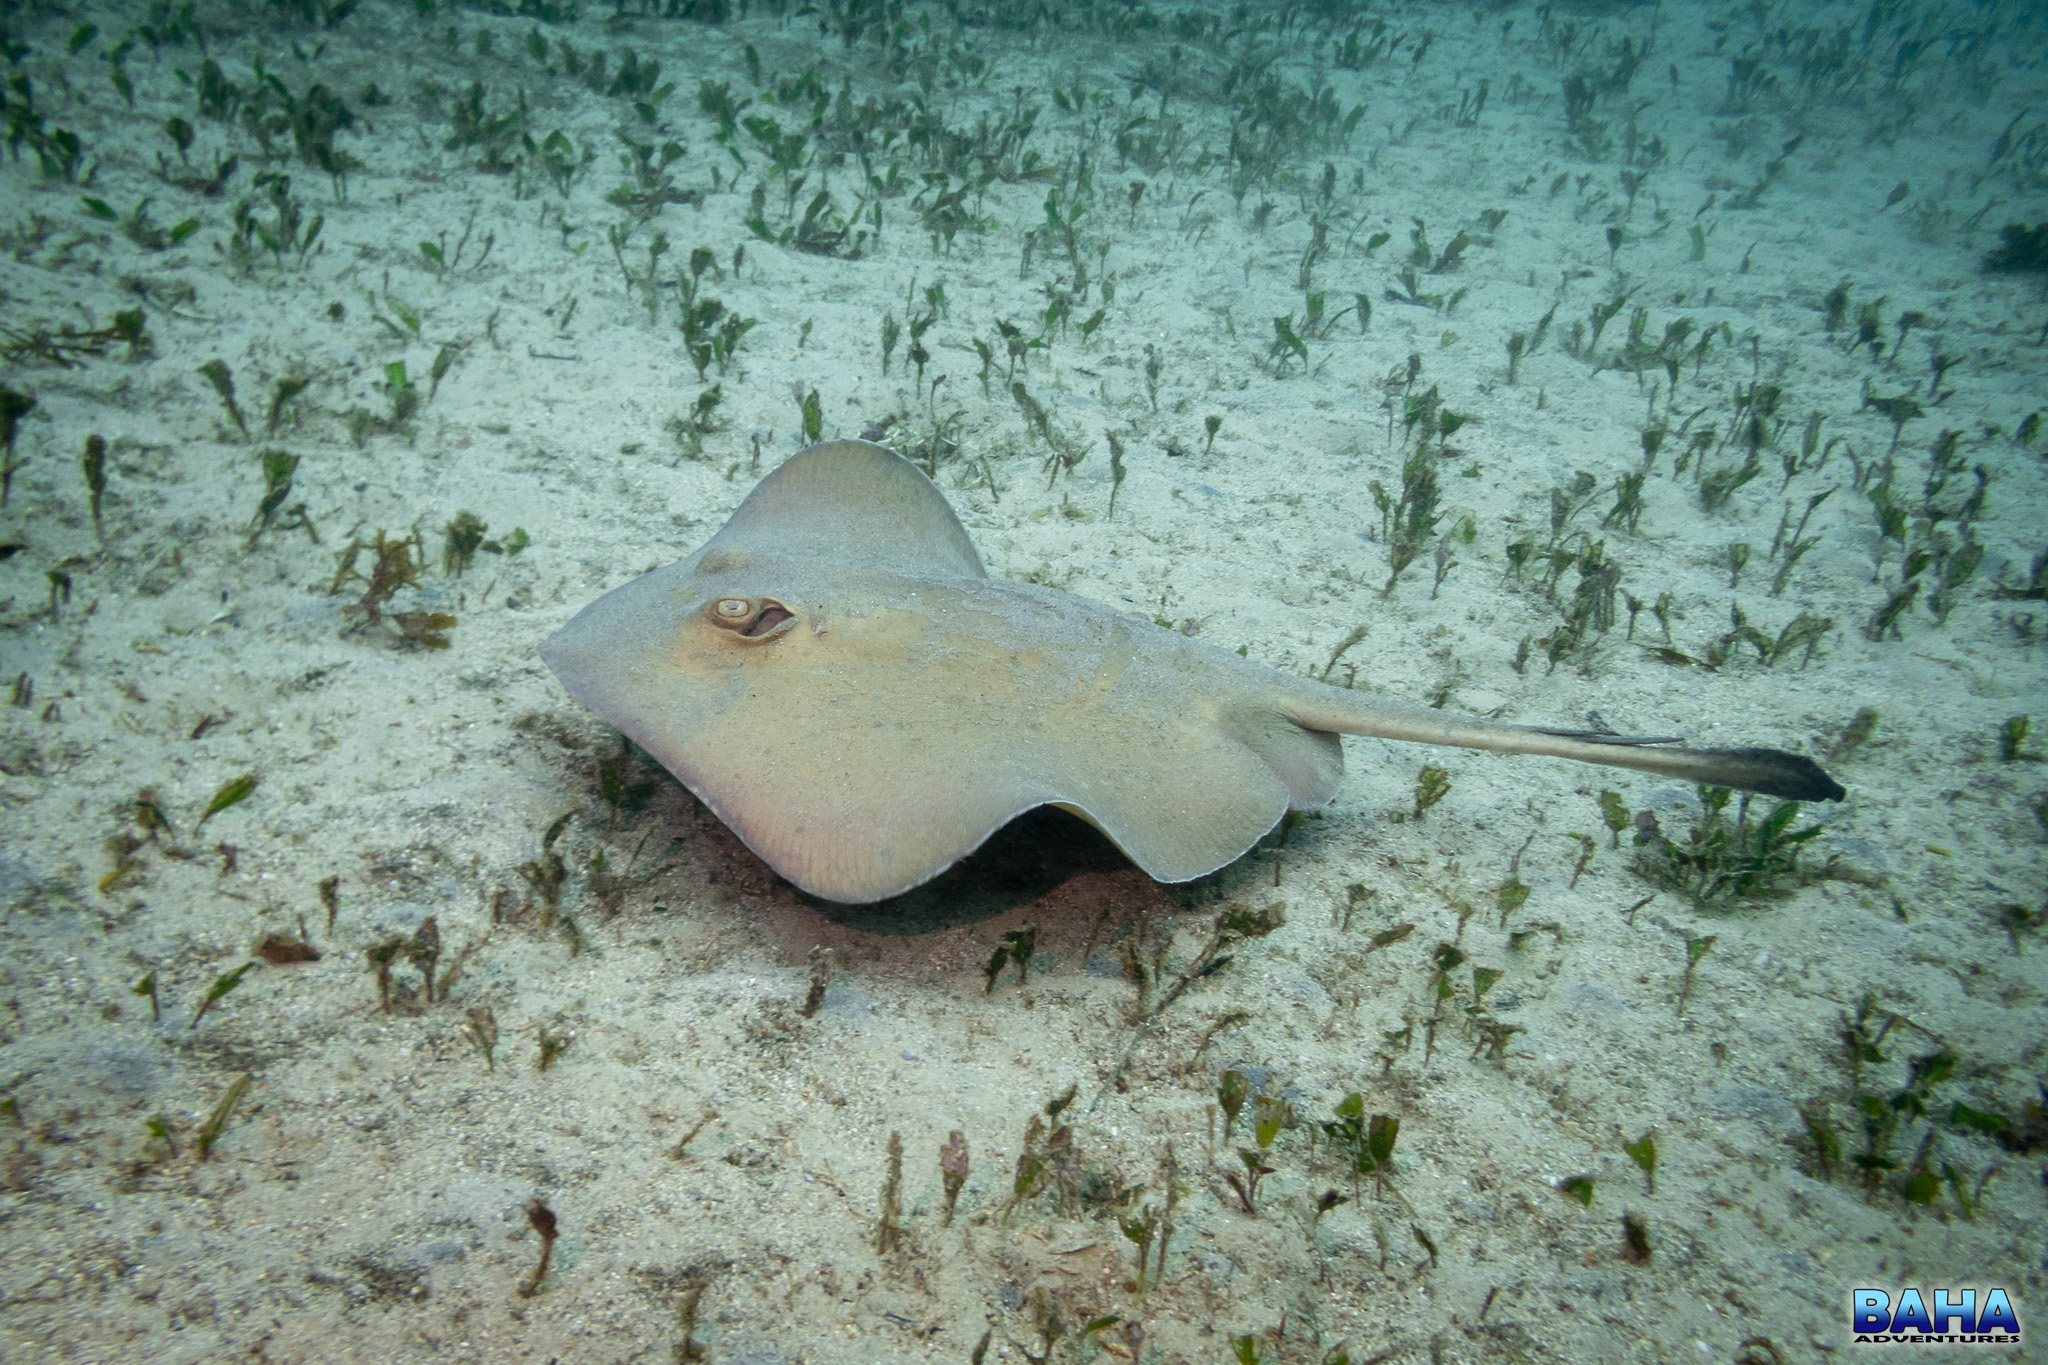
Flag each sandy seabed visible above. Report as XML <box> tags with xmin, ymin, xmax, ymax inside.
<box><xmin>2</xmin><ymin>0</ymin><xmax>2045</xmax><ymax>1361</ymax></box>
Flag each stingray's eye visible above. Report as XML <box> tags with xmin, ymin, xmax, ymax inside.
<box><xmin>713</xmin><ymin>598</ymin><xmax>751</xmax><ymax>621</ymax></box>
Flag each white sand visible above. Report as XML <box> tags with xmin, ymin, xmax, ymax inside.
<box><xmin>2</xmin><ymin>0</ymin><xmax>2044</xmax><ymax>1361</ymax></box>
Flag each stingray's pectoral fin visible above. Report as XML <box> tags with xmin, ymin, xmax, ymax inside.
<box><xmin>1281</xmin><ymin>690</ymin><xmax>1846</xmax><ymax>803</ymax></box>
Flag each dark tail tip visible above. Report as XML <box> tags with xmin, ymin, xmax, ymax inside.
<box><xmin>1714</xmin><ymin>747</ymin><xmax>1847</xmax><ymax>802</ymax></box>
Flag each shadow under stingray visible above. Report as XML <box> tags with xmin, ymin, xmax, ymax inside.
<box><xmin>622</xmin><ymin>741</ymin><xmax>1194</xmax><ymax>937</ymax></box>
<box><xmin>799</xmin><ymin>806</ymin><xmax>1155</xmax><ymax>937</ymax></box>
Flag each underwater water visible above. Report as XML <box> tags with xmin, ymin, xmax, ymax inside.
<box><xmin>1</xmin><ymin>0</ymin><xmax>2044</xmax><ymax>1359</ymax></box>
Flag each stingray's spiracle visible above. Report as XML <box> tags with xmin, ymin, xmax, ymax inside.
<box><xmin>706</xmin><ymin>596</ymin><xmax>796</xmax><ymax>640</ymax></box>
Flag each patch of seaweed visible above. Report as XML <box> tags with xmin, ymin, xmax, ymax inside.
<box><xmin>1983</xmin><ymin>221</ymin><xmax>2048</xmax><ymax>275</ymax></box>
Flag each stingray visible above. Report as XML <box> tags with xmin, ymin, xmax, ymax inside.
<box><xmin>540</xmin><ymin>440</ymin><xmax>1844</xmax><ymax>905</ymax></box>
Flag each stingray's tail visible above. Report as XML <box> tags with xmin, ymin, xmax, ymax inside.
<box><xmin>1281</xmin><ymin>689</ymin><xmax>1845</xmax><ymax>802</ymax></box>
